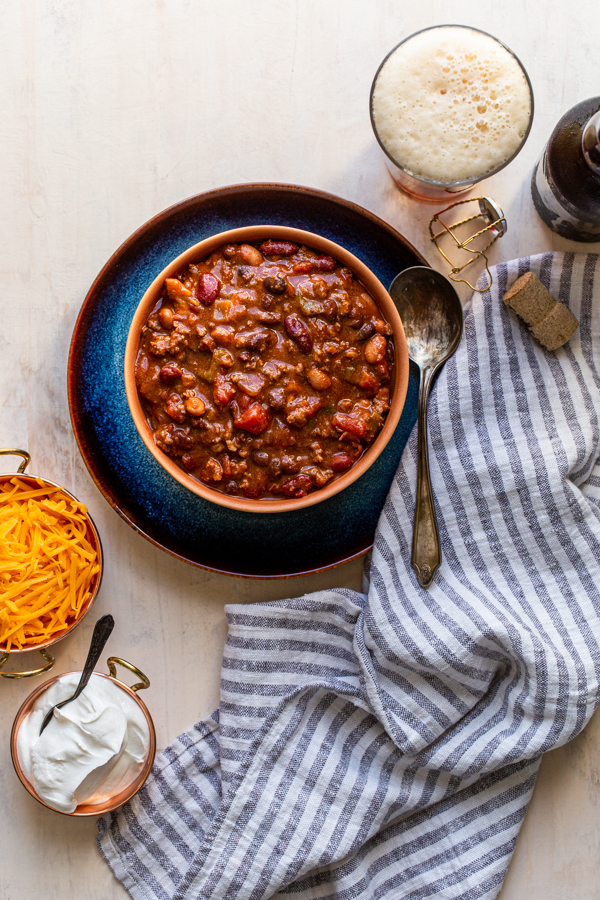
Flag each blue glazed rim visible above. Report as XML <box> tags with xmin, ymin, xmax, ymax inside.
<box><xmin>68</xmin><ymin>183</ymin><xmax>425</xmax><ymax>578</ymax></box>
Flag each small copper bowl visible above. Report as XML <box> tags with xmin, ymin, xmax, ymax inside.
<box><xmin>11</xmin><ymin>657</ymin><xmax>156</xmax><ymax>816</ymax></box>
<box><xmin>125</xmin><ymin>224</ymin><xmax>410</xmax><ymax>513</ymax></box>
<box><xmin>0</xmin><ymin>449</ymin><xmax>103</xmax><ymax>679</ymax></box>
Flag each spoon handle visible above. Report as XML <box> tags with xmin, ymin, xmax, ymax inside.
<box><xmin>412</xmin><ymin>366</ymin><xmax>441</xmax><ymax>588</ymax></box>
<box><xmin>70</xmin><ymin>614</ymin><xmax>115</xmax><ymax>702</ymax></box>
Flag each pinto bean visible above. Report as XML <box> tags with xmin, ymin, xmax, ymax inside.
<box><xmin>364</xmin><ymin>334</ymin><xmax>387</xmax><ymax>364</ymax></box>
<box><xmin>184</xmin><ymin>396</ymin><xmax>206</xmax><ymax>416</ymax></box>
<box><xmin>307</xmin><ymin>367</ymin><xmax>332</xmax><ymax>391</ymax></box>
<box><xmin>239</xmin><ymin>244</ymin><xmax>263</xmax><ymax>266</ymax></box>
<box><xmin>159</xmin><ymin>306</ymin><xmax>174</xmax><ymax>329</ymax></box>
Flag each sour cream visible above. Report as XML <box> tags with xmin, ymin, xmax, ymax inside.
<box><xmin>17</xmin><ymin>673</ymin><xmax>150</xmax><ymax>814</ymax></box>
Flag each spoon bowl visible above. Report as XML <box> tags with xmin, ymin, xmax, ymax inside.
<box><xmin>389</xmin><ymin>267</ymin><xmax>463</xmax><ymax>368</ymax></box>
<box><xmin>389</xmin><ymin>267</ymin><xmax>463</xmax><ymax>587</ymax></box>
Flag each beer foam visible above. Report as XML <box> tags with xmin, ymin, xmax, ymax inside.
<box><xmin>372</xmin><ymin>27</ymin><xmax>532</xmax><ymax>184</ymax></box>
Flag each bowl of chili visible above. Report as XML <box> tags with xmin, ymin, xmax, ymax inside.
<box><xmin>125</xmin><ymin>226</ymin><xmax>409</xmax><ymax>512</ymax></box>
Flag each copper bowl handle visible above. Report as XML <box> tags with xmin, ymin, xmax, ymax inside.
<box><xmin>107</xmin><ymin>657</ymin><xmax>151</xmax><ymax>693</ymax></box>
<box><xmin>0</xmin><ymin>648</ymin><xmax>55</xmax><ymax>679</ymax></box>
<box><xmin>0</xmin><ymin>448</ymin><xmax>31</xmax><ymax>473</ymax></box>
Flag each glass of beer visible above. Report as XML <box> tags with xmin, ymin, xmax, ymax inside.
<box><xmin>370</xmin><ymin>25</ymin><xmax>534</xmax><ymax>200</ymax></box>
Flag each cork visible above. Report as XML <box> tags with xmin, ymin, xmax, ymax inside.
<box><xmin>503</xmin><ymin>272</ymin><xmax>578</xmax><ymax>350</ymax></box>
<box><xmin>530</xmin><ymin>302</ymin><xmax>579</xmax><ymax>351</ymax></box>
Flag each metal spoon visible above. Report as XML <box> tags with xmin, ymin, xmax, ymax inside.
<box><xmin>39</xmin><ymin>614</ymin><xmax>115</xmax><ymax>735</ymax></box>
<box><xmin>389</xmin><ymin>266</ymin><xmax>463</xmax><ymax>588</ymax></box>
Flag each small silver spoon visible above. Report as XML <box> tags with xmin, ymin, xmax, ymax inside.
<box><xmin>389</xmin><ymin>267</ymin><xmax>463</xmax><ymax>588</ymax></box>
<box><xmin>39</xmin><ymin>614</ymin><xmax>115</xmax><ymax>735</ymax></box>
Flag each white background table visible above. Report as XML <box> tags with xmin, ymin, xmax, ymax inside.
<box><xmin>1</xmin><ymin>2</ymin><xmax>599</xmax><ymax>897</ymax></box>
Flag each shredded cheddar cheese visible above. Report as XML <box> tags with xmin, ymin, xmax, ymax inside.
<box><xmin>0</xmin><ymin>477</ymin><xmax>100</xmax><ymax>651</ymax></box>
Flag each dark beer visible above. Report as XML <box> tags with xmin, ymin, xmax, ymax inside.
<box><xmin>532</xmin><ymin>97</ymin><xmax>600</xmax><ymax>242</ymax></box>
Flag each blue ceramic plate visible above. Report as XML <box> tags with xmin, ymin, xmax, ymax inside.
<box><xmin>68</xmin><ymin>184</ymin><xmax>424</xmax><ymax>578</ymax></box>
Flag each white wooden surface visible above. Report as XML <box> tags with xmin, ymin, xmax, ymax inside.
<box><xmin>1</xmin><ymin>2</ymin><xmax>599</xmax><ymax>898</ymax></box>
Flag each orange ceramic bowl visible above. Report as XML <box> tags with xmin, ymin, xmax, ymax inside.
<box><xmin>125</xmin><ymin>225</ymin><xmax>409</xmax><ymax>513</ymax></box>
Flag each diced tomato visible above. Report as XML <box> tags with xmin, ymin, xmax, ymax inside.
<box><xmin>357</xmin><ymin>368</ymin><xmax>380</xmax><ymax>395</ymax></box>
<box><xmin>234</xmin><ymin>403</ymin><xmax>270</xmax><ymax>435</ymax></box>
<box><xmin>331</xmin><ymin>413</ymin><xmax>366</xmax><ymax>438</ymax></box>
<box><xmin>213</xmin><ymin>375</ymin><xmax>236</xmax><ymax>406</ymax></box>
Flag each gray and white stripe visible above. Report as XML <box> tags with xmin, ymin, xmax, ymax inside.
<box><xmin>98</xmin><ymin>252</ymin><xmax>600</xmax><ymax>899</ymax></box>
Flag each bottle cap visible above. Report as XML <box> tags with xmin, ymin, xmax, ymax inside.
<box><xmin>582</xmin><ymin>110</ymin><xmax>600</xmax><ymax>175</ymax></box>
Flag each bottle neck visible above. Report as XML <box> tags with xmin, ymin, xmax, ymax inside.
<box><xmin>582</xmin><ymin>111</ymin><xmax>600</xmax><ymax>175</ymax></box>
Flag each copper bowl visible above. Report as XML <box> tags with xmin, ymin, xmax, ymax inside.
<box><xmin>124</xmin><ymin>225</ymin><xmax>409</xmax><ymax>513</ymax></box>
<box><xmin>0</xmin><ymin>449</ymin><xmax>103</xmax><ymax>679</ymax></box>
<box><xmin>11</xmin><ymin>658</ymin><xmax>156</xmax><ymax>816</ymax></box>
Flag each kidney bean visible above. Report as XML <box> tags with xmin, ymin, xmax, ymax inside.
<box><xmin>315</xmin><ymin>255</ymin><xmax>337</xmax><ymax>272</ymax></box>
<box><xmin>159</xmin><ymin>364</ymin><xmax>183</xmax><ymax>384</ymax></box>
<box><xmin>280</xmin><ymin>474</ymin><xmax>313</xmax><ymax>498</ymax></box>
<box><xmin>196</xmin><ymin>273</ymin><xmax>221</xmax><ymax>306</ymax></box>
<box><xmin>260</xmin><ymin>240</ymin><xmax>299</xmax><ymax>257</ymax></box>
<box><xmin>181</xmin><ymin>454</ymin><xmax>199</xmax><ymax>470</ymax></box>
<box><xmin>332</xmin><ymin>413</ymin><xmax>366</xmax><ymax>438</ymax></box>
<box><xmin>284</xmin><ymin>314</ymin><xmax>313</xmax><ymax>353</ymax></box>
<box><xmin>263</xmin><ymin>274</ymin><xmax>287</xmax><ymax>294</ymax></box>
<box><xmin>364</xmin><ymin>334</ymin><xmax>387</xmax><ymax>364</ymax></box>
<box><xmin>331</xmin><ymin>452</ymin><xmax>354</xmax><ymax>472</ymax></box>
<box><xmin>253</xmin><ymin>451</ymin><xmax>269</xmax><ymax>467</ymax></box>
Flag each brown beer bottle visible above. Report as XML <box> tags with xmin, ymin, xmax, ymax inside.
<box><xmin>531</xmin><ymin>97</ymin><xmax>600</xmax><ymax>242</ymax></box>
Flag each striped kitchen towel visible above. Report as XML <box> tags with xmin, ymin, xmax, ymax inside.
<box><xmin>98</xmin><ymin>252</ymin><xmax>600</xmax><ymax>900</ymax></box>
